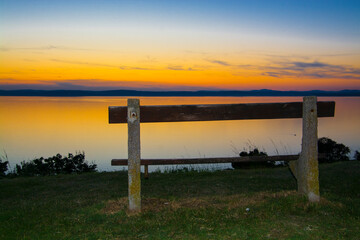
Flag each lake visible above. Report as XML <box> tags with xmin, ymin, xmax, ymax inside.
<box><xmin>1</xmin><ymin>96</ymin><xmax>359</xmax><ymax>172</ymax></box>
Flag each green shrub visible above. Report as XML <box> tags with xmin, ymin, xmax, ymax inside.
<box><xmin>0</xmin><ymin>158</ymin><xmax>8</xmax><ymax>176</ymax></box>
<box><xmin>318</xmin><ymin>137</ymin><xmax>350</xmax><ymax>163</ymax></box>
<box><xmin>232</xmin><ymin>148</ymin><xmax>276</xmax><ymax>169</ymax></box>
<box><xmin>15</xmin><ymin>152</ymin><xmax>97</xmax><ymax>176</ymax></box>
<box><xmin>355</xmin><ymin>151</ymin><xmax>360</xmax><ymax>161</ymax></box>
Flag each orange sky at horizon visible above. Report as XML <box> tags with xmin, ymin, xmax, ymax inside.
<box><xmin>2</xmin><ymin>45</ymin><xmax>360</xmax><ymax>91</ymax></box>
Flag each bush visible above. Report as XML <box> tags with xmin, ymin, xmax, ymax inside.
<box><xmin>15</xmin><ymin>152</ymin><xmax>97</xmax><ymax>176</ymax></box>
<box><xmin>318</xmin><ymin>137</ymin><xmax>350</xmax><ymax>163</ymax></box>
<box><xmin>232</xmin><ymin>148</ymin><xmax>275</xmax><ymax>169</ymax></box>
<box><xmin>355</xmin><ymin>151</ymin><xmax>360</xmax><ymax>161</ymax></box>
<box><xmin>0</xmin><ymin>158</ymin><xmax>9</xmax><ymax>176</ymax></box>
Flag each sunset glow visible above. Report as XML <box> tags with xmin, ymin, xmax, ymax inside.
<box><xmin>1</xmin><ymin>0</ymin><xmax>360</xmax><ymax>91</ymax></box>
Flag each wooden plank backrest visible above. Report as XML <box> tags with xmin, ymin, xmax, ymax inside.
<box><xmin>109</xmin><ymin>101</ymin><xmax>335</xmax><ymax>123</ymax></box>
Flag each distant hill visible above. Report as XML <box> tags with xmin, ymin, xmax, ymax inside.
<box><xmin>0</xmin><ymin>89</ymin><xmax>360</xmax><ymax>97</ymax></box>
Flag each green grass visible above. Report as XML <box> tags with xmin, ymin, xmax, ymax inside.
<box><xmin>0</xmin><ymin>161</ymin><xmax>359</xmax><ymax>239</ymax></box>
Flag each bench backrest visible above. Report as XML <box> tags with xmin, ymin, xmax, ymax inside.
<box><xmin>109</xmin><ymin>101</ymin><xmax>335</xmax><ymax>123</ymax></box>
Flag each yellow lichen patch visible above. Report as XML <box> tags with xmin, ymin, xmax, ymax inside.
<box><xmin>128</xmin><ymin>166</ymin><xmax>141</xmax><ymax>210</ymax></box>
<box><xmin>307</xmin><ymin>157</ymin><xmax>320</xmax><ymax>197</ymax></box>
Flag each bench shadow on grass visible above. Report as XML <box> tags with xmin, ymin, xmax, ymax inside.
<box><xmin>102</xmin><ymin>165</ymin><xmax>301</xmax><ymax>214</ymax></box>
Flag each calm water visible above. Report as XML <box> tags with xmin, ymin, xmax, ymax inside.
<box><xmin>1</xmin><ymin>96</ymin><xmax>359</xmax><ymax>171</ymax></box>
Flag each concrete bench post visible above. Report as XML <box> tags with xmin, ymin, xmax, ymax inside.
<box><xmin>297</xmin><ymin>96</ymin><xmax>320</xmax><ymax>202</ymax></box>
<box><xmin>127</xmin><ymin>99</ymin><xmax>141</xmax><ymax>212</ymax></box>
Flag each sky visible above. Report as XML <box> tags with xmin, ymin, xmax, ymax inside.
<box><xmin>1</xmin><ymin>0</ymin><xmax>360</xmax><ymax>91</ymax></box>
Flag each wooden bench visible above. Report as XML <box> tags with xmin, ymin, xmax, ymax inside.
<box><xmin>109</xmin><ymin>96</ymin><xmax>335</xmax><ymax>212</ymax></box>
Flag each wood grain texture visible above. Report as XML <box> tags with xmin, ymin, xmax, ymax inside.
<box><xmin>109</xmin><ymin>101</ymin><xmax>335</xmax><ymax>123</ymax></box>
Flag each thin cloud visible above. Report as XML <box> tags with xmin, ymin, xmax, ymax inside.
<box><xmin>1</xmin><ymin>45</ymin><xmax>96</xmax><ymax>52</ymax></box>
<box><xmin>234</xmin><ymin>64</ymin><xmax>257</xmax><ymax>70</ymax></box>
<box><xmin>119</xmin><ymin>66</ymin><xmax>154</xmax><ymax>71</ymax></box>
<box><xmin>52</xmin><ymin>59</ymin><xmax>199</xmax><ymax>71</ymax></box>
<box><xmin>314</xmin><ymin>53</ymin><xmax>360</xmax><ymax>57</ymax></box>
<box><xmin>0</xmin><ymin>79</ymin><xmax>221</xmax><ymax>91</ymax></box>
<box><xmin>292</xmin><ymin>61</ymin><xmax>330</xmax><ymax>68</ymax></box>
<box><xmin>207</xmin><ymin>59</ymin><xmax>231</xmax><ymax>66</ymax></box>
<box><xmin>262</xmin><ymin>72</ymin><xmax>281</xmax><ymax>78</ymax></box>
<box><xmin>51</xmin><ymin>59</ymin><xmax>116</xmax><ymax>68</ymax></box>
<box><xmin>261</xmin><ymin>61</ymin><xmax>360</xmax><ymax>80</ymax></box>
<box><xmin>168</xmin><ymin>65</ymin><xmax>184</xmax><ymax>71</ymax></box>
<box><xmin>51</xmin><ymin>59</ymin><xmax>156</xmax><ymax>70</ymax></box>
<box><xmin>167</xmin><ymin>65</ymin><xmax>199</xmax><ymax>71</ymax></box>
<box><xmin>0</xmin><ymin>78</ymin><xmax>17</xmax><ymax>82</ymax></box>
<box><xmin>0</xmin><ymin>79</ymin><xmax>155</xmax><ymax>91</ymax></box>
<box><xmin>206</xmin><ymin>59</ymin><xmax>254</xmax><ymax>70</ymax></box>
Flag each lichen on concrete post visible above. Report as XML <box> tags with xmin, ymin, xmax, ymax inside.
<box><xmin>298</xmin><ymin>96</ymin><xmax>320</xmax><ymax>202</ymax></box>
<box><xmin>127</xmin><ymin>99</ymin><xmax>141</xmax><ymax>212</ymax></box>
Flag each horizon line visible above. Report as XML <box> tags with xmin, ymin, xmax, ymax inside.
<box><xmin>1</xmin><ymin>88</ymin><xmax>360</xmax><ymax>97</ymax></box>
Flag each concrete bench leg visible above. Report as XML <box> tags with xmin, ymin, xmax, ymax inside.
<box><xmin>290</xmin><ymin>96</ymin><xmax>320</xmax><ymax>202</ymax></box>
<box><xmin>127</xmin><ymin>99</ymin><xmax>141</xmax><ymax>212</ymax></box>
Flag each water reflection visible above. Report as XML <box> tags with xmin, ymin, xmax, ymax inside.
<box><xmin>0</xmin><ymin>96</ymin><xmax>359</xmax><ymax>171</ymax></box>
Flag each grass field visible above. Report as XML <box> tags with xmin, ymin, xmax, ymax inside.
<box><xmin>0</xmin><ymin>161</ymin><xmax>359</xmax><ymax>239</ymax></box>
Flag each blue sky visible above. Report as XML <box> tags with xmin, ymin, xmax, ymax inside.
<box><xmin>2</xmin><ymin>0</ymin><xmax>359</xmax><ymax>37</ymax></box>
